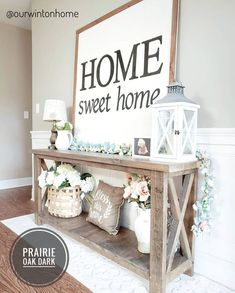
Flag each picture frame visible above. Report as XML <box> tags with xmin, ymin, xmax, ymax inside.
<box><xmin>133</xmin><ymin>137</ymin><xmax>151</xmax><ymax>158</ymax></box>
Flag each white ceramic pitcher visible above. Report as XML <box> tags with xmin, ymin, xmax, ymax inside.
<box><xmin>134</xmin><ymin>208</ymin><xmax>150</xmax><ymax>253</ymax></box>
<box><xmin>55</xmin><ymin>130</ymin><xmax>73</xmax><ymax>151</ymax></box>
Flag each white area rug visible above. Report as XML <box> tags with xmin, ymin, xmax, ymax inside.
<box><xmin>1</xmin><ymin>214</ymin><xmax>233</xmax><ymax>293</ymax></box>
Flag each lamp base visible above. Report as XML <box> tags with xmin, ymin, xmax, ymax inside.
<box><xmin>48</xmin><ymin>128</ymin><xmax>57</xmax><ymax>150</ymax></box>
<box><xmin>48</xmin><ymin>145</ymin><xmax>57</xmax><ymax>150</ymax></box>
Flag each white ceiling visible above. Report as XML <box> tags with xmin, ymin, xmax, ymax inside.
<box><xmin>0</xmin><ymin>0</ymin><xmax>32</xmax><ymax>30</ymax></box>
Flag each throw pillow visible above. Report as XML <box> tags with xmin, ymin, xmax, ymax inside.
<box><xmin>86</xmin><ymin>180</ymin><xmax>124</xmax><ymax>235</ymax></box>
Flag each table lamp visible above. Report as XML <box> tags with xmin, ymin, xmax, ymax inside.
<box><xmin>43</xmin><ymin>99</ymin><xmax>67</xmax><ymax>149</ymax></box>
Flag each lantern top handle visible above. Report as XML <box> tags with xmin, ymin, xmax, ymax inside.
<box><xmin>153</xmin><ymin>81</ymin><xmax>199</xmax><ymax>107</ymax></box>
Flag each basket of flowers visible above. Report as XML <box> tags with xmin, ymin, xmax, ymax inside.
<box><xmin>38</xmin><ymin>163</ymin><xmax>95</xmax><ymax>218</ymax></box>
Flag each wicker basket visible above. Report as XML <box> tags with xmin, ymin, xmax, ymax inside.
<box><xmin>47</xmin><ymin>186</ymin><xmax>82</xmax><ymax>218</ymax></box>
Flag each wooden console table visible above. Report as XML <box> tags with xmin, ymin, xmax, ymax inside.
<box><xmin>33</xmin><ymin>149</ymin><xmax>199</xmax><ymax>293</ymax></box>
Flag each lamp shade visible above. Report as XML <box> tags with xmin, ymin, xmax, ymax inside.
<box><xmin>43</xmin><ymin>99</ymin><xmax>67</xmax><ymax>121</ymax></box>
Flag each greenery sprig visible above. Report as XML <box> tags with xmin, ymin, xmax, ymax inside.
<box><xmin>192</xmin><ymin>150</ymin><xmax>215</xmax><ymax>236</ymax></box>
<box><xmin>69</xmin><ymin>138</ymin><xmax>132</xmax><ymax>156</ymax></box>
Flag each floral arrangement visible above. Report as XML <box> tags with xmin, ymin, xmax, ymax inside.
<box><xmin>192</xmin><ymin>150</ymin><xmax>215</xmax><ymax>236</ymax></box>
<box><xmin>123</xmin><ymin>174</ymin><xmax>151</xmax><ymax>209</ymax></box>
<box><xmin>38</xmin><ymin>163</ymin><xmax>95</xmax><ymax>201</ymax></box>
<box><xmin>55</xmin><ymin>121</ymin><xmax>73</xmax><ymax>131</ymax></box>
<box><xmin>69</xmin><ymin>138</ymin><xmax>132</xmax><ymax>156</ymax></box>
<box><xmin>123</xmin><ymin>149</ymin><xmax>215</xmax><ymax>237</ymax></box>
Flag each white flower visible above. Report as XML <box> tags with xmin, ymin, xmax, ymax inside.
<box><xmin>192</xmin><ymin>204</ymin><xmax>198</xmax><ymax>211</ymax></box>
<box><xmin>46</xmin><ymin>171</ymin><xmax>55</xmax><ymax>186</ymax></box>
<box><xmin>123</xmin><ymin>186</ymin><xmax>131</xmax><ymax>199</ymax></box>
<box><xmin>201</xmin><ymin>168</ymin><xmax>208</xmax><ymax>175</ymax></box>
<box><xmin>80</xmin><ymin>192</ymin><xmax>86</xmax><ymax>200</ymax></box>
<box><xmin>130</xmin><ymin>192</ymin><xmax>138</xmax><ymax>199</ymax></box>
<box><xmin>129</xmin><ymin>181</ymin><xmax>139</xmax><ymax>199</ymax></box>
<box><xmin>68</xmin><ymin>122</ymin><xmax>73</xmax><ymax>130</ymax></box>
<box><xmin>55</xmin><ymin>120</ymin><xmax>66</xmax><ymax>130</ymax></box>
<box><xmin>57</xmin><ymin>164</ymin><xmax>74</xmax><ymax>175</ymax></box>
<box><xmin>207</xmin><ymin>178</ymin><xmax>214</xmax><ymax>187</ymax></box>
<box><xmin>67</xmin><ymin>171</ymin><xmax>81</xmax><ymax>187</ymax></box>
<box><xmin>38</xmin><ymin>171</ymin><xmax>47</xmax><ymax>188</ymax></box>
<box><xmin>80</xmin><ymin>177</ymin><xmax>95</xmax><ymax>193</ymax></box>
<box><xmin>139</xmin><ymin>194</ymin><xmax>149</xmax><ymax>202</ymax></box>
<box><xmin>55</xmin><ymin>121</ymin><xmax>73</xmax><ymax>130</ymax></box>
<box><xmin>53</xmin><ymin>173</ymin><xmax>66</xmax><ymax>189</ymax></box>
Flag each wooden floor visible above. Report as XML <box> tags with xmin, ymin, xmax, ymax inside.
<box><xmin>0</xmin><ymin>186</ymin><xmax>90</xmax><ymax>293</ymax></box>
<box><xmin>0</xmin><ymin>186</ymin><xmax>34</xmax><ymax>221</ymax></box>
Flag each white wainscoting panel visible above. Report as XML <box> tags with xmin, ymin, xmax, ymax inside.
<box><xmin>30</xmin><ymin>131</ymin><xmax>50</xmax><ymax>199</ymax></box>
<box><xmin>0</xmin><ymin>177</ymin><xmax>32</xmax><ymax>190</ymax></box>
<box><xmin>195</xmin><ymin>128</ymin><xmax>235</xmax><ymax>290</ymax></box>
<box><xmin>31</xmin><ymin>128</ymin><xmax>235</xmax><ymax>290</ymax></box>
<box><xmin>30</xmin><ymin>131</ymin><xmax>50</xmax><ymax>149</ymax></box>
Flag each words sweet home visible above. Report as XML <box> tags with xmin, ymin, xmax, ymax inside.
<box><xmin>78</xmin><ymin>35</ymin><xmax>164</xmax><ymax>115</ymax></box>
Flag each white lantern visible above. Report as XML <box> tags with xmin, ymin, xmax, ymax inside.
<box><xmin>151</xmin><ymin>82</ymin><xmax>200</xmax><ymax>162</ymax></box>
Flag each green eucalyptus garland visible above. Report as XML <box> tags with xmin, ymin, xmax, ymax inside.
<box><xmin>192</xmin><ymin>150</ymin><xmax>214</xmax><ymax>236</ymax></box>
<box><xmin>69</xmin><ymin>138</ymin><xmax>132</xmax><ymax>156</ymax></box>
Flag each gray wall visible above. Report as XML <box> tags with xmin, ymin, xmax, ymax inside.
<box><xmin>32</xmin><ymin>0</ymin><xmax>235</xmax><ymax>130</ymax></box>
<box><xmin>32</xmin><ymin>0</ymin><xmax>130</xmax><ymax>131</ymax></box>
<box><xmin>0</xmin><ymin>22</ymin><xmax>32</xmax><ymax>180</ymax></box>
<box><xmin>177</xmin><ymin>0</ymin><xmax>235</xmax><ymax>127</ymax></box>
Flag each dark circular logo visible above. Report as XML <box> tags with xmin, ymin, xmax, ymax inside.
<box><xmin>10</xmin><ymin>228</ymin><xmax>69</xmax><ymax>287</ymax></box>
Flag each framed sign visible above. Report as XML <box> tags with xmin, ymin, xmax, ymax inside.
<box><xmin>73</xmin><ymin>0</ymin><xmax>178</xmax><ymax>144</ymax></box>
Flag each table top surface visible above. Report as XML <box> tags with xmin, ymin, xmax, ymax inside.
<box><xmin>33</xmin><ymin>149</ymin><xmax>200</xmax><ymax>173</ymax></box>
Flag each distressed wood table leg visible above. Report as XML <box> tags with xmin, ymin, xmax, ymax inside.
<box><xmin>185</xmin><ymin>170</ymin><xmax>198</xmax><ymax>276</ymax></box>
<box><xmin>150</xmin><ymin>171</ymin><xmax>168</xmax><ymax>293</ymax></box>
<box><xmin>34</xmin><ymin>155</ymin><xmax>43</xmax><ymax>225</ymax></box>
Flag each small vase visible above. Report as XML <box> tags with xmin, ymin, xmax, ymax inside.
<box><xmin>134</xmin><ymin>208</ymin><xmax>151</xmax><ymax>254</ymax></box>
<box><xmin>55</xmin><ymin>130</ymin><xmax>73</xmax><ymax>151</ymax></box>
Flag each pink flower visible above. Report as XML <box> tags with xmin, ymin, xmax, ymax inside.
<box><xmin>136</xmin><ymin>181</ymin><xmax>150</xmax><ymax>202</ymax></box>
<box><xmin>199</xmin><ymin>221</ymin><xmax>209</xmax><ymax>232</ymax></box>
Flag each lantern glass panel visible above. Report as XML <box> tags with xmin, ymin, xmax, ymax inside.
<box><xmin>156</xmin><ymin>109</ymin><xmax>175</xmax><ymax>156</ymax></box>
<box><xmin>182</xmin><ymin>110</ymin><xmax>196</xmax><ymax>155</ymax></box>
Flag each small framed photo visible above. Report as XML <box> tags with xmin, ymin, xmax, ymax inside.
<box><xmin>133</xmin><ymin>138</ymin><xmax>151</xmax><ymax>158</ymax></box>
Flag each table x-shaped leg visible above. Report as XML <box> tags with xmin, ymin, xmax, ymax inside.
<box><xmin>167</xmin><ymin>173</ymin><xmax>195</xmax><ymax>272</ymax></box>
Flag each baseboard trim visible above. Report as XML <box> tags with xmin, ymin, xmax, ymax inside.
<box><xmin>0</xmin><ymin>177</ymin><xmax>32</xmax><ymax>190</ymax></box>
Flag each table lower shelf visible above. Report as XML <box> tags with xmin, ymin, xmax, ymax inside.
<box><xmin>39</xmin><ymin>209</ymin><xmax>190</xmax><ymax>281</ymax></box>
<box><xmin>40</xmin><ymin>209</ymin><xmax>150</xmax><ymax>279</ymax></box>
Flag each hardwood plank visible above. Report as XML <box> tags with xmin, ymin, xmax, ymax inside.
<box><xmin>185</xmin><ymin>170</ymin><xmax>198</xmax><ymax>276</ymax></box>
<box><xmin>0</xmin><ymin>223</ymin><xmax>90</xmax><ymax>293</ymax></box>
<box><xmin>149</xmin><ymin>171</ymin><xmax>168</xmax><ymax>293</ymax></box>
<box><xmin>40</xmin><ymin>209</ymin><xmax>150</xmax><ymax>280</ymax></box>
<box><xmin>167</xmin><ymin>257</ymin><xmax>192</xmax><ymax>283</ymax></box>
<box><xmin>34</xmin><ymin>155</ymin><xmax>42</xmax><ymax>225</ymax></box>
<box><xmin>0</xmin><ymin>186</ymin><xmax>34</xmax><ymax>221</ymax></box>
<box><xmin>167</xmin><ymin>175</ymin><xmax>194</xmax><ymax>272</ymax></box>
<box><xmin>40</xmin><ymin>159</ymin><xmax>48</xmax><ymax>171</ymax></box>
<box><xmin>169</xmin><ymin>0</ymin><xmax>179</xmax><ymax>83</ymax></box>
<box><xmin>167</xmin><ymin>177</ymin><xmax>192</xmax><ymax>262</ymax></box>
